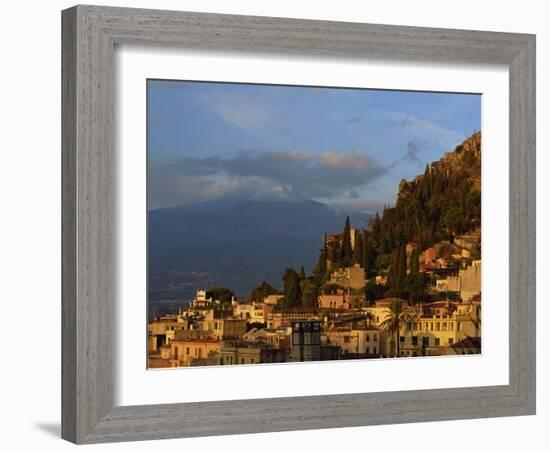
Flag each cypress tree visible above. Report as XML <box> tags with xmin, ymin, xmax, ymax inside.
<box><xmin>363</xmin><ymin>234</ymin><xmax>377</xmax><ymax>279</ymax></box>
<box><xmin>363</xmin><ymin>236</ymin><xmax>369</xmax><ymax>276</ymax></box>
<box><xmin>340</xmin><ymin>216</ymin><xmax>353</xmax><ymax>266</ymax></box>
<box><xmin>391</xmin><ymin>244</ymin><xmax>407</xmax><ymax>290</ymax></box>
<box><xmin>353</xmin><ymin>229</ymin><xmax>364</xmax><ymax>267</ymax></box>
<box><xmin>421</xmin><ymin>163</ymin><xmax>432</xmax><ymax>200</ymax></box>
<box><xmin>370</xmin><ymin>213</ymin><xmax>381</xmax><ymax>243</ymax></box>
<box><xmin>312</xmin><ymin>243</ymin><xmax>328</xmax><ymax>284</ymax></box>
<box><xmin>390</xmin><ymin>248</ymin><xmax>397</xmax><ymax>287</ymax></box>
<box><xmin>380</xmin><ymin>232</ymin><xmax>390</xmax><ymax>255</ymax></box>
<box><xmin>283</xmin><ymin>268</ymin><xmax>302</xmax><ymax>307</ymax></box>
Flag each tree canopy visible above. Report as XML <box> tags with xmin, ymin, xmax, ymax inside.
<box><xmin>206</xmin><ymin>286</ymin><xmax>234</xmax><ymax>304</ymax></box>
<box><xmin>249</xmin><ymin>281</ymin><xmax>278</xmax><ymax>302</ymax></box>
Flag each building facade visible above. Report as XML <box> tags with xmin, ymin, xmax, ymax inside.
<box><xmin>322</xmin><ymin>328</ymin><xmax>380</xmax><ymax>357</ymax></box>
<box><xmin>168</xmin><ymin>339</ymin><xmax>221</xmax><ymax>367</ymax></box>
<box><xmin>290</xmin><ymin>320</ymin><xmax>321</xmax><ymax>362</ymax></box>
<box><xmin>329</xmin><ymin>265</ymin><xmax>366</xmax><ymax>290</ymax></box>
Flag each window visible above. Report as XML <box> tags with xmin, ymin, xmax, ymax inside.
<box><xmin>436</xmin><ymin>322</ymin><xmax>440</xmax><ymax>331</ymax></box>
<box><xmin>366</xmin><ymin>348</ymin><xmax>370</xmax><ymax>355</ymax></box>
<box><xmin>443</xmin><ymin>322</ymin><xmax>447</xmax><ymax>331</ymax></box>
<box><xmin>435</xmin><ymin>338</ymin><xmax>440</xmax><ymax>346</ymax></box>
<box><xmin>344</xmin><ymin>336</ymin><xmax>350</xmax><ymax>343</ymax></box>
<box><xmin>241</xmin><ymin>358</ymin><xmax>245</xmax><ymax>364</ymax></box>
<box><xmin>399</xmin><ymin>336</ymin><xmax>405</xmax><ymax>343</ymax></box>
<box><xmin>186</xmin><ymin>347</ymin><xmax>190</xmax><ymax>355</ymax></box>
<box><xmin>449</xmin><ymin>338</ymin><xmax>454</xmax><ymax>344</ymax></box>
<box><xmin>430</xmin><ymin>322</ymin><xmax>434</xmax><ymax>331</ymax></box>
<box><xmin>412</xmin><ymin>336</ymin><xmax>418</xmax><ymax>346</ymax></box>
<box><xmin>366</xmin><ymin>334</ymin><xmax>370</xmax><ymax>342</ymax></box>
<box><xmin>374</xmin><ymin>334</ymin><xmax>378</xmax><ymax>341</ymax></box>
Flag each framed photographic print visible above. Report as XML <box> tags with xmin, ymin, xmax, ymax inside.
<box><xmin>62</xmin><ymin>5</ymin><xmax>536</xmax><ymax>444</ymax></box>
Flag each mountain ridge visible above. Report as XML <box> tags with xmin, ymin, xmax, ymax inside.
<box><xmin>148</xmin><ymin>198</ymin><xmax>372</xmax><ymax>302</ymax></box>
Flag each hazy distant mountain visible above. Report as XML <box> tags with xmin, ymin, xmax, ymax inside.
<box><xmin>148</xmin><ymin>199</ymin><xmax>372</xmax><ymax>302</ymax></box>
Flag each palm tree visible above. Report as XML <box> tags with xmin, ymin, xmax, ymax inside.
<box><xmin>379</xmin><ymin>299</ymin><xmax>413</xmax><ymax>357</ymax></box>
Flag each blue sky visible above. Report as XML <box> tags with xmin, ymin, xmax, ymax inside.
<box><xmin>147</xmin><ymin>80</ymin><xmax>480</xmax><ymax>211</ymax></box>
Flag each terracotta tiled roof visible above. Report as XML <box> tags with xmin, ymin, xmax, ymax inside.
<box><xmin>450</xmin><ymin>337</ymin><xmax>481</xmax><ymax>349</ymax></box>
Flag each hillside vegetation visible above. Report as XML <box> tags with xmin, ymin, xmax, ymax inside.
<box><xmin>315</xmin><ymin>131</ymin><xmax>482</xmax><ymax>303</ymax></box>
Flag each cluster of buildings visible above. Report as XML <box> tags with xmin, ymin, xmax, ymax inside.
<box><xmin>419</xmin><ymin>229</ymin><xmax>481</xmax><ymax>275</ymax></box>
<box><xmin>435</xmin><ymin>260</ymin><xmax>481</xmax><ymax>302</ymax></box>
<box><xmin>148</xmin><ymin>256</ymin><xmax>482</xmax><ymax>368</ymax></box>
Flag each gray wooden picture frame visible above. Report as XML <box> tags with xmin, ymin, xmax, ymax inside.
<box><xmin>61</xmin><ymin>4</ymin><xmax>536</xmax><ymax>444</ymax></box>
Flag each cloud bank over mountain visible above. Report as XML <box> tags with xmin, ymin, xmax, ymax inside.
<box><xmin>149</xmin><ymin>149</ymin><xmax>390</xmax><ymax>209</ymax></box>
<box><xmin>147</xmin><ymin>80</ymin><xmax>481</xmax><ymax>211</ymax></box>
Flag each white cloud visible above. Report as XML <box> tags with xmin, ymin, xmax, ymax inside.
<box><xmin>390</xmin><ymin>112</ymin><xmax>464</xmax><ymax>149</ymax></box>
<box><xmin>150</xmin><ymin>149</ymin><xmax>390</xmax><ymax>208</ymax></box>
<box><xmin>198</xmin><ymin>90</ymin><xmax>282</xmax><ymax>133</ymax></box>
<box><xmin>211</xmin><ymin>102</ymin><xmax>272</xmax><ymax>131</ymax></box>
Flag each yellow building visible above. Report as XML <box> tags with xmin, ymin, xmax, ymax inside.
<box><xmin>233</xmin><ymin>301</ymin><xmax>267</xmax><ymax>324</ymax></box>
<box><xmin>436</xmin><ymin>260</ymin><xmax>481</xmax><ymax>301</ymax></box>
<box><xmin>202</xmin><ymin>316</ymin><xmax>247</xmax><ymax>340</ymax></box>
<box><xmin>398</xmin><ymin>299</ymin><xmax>481</xmax><ymax>357</ymax></box>
<box><xmin>148</xmin><ymin>316</ymin><xmax>191</xmax><ymax>351</ymax></box>
<box><xmin>219</xmin><ymin>341</ymin><xmax>263</xmax><ymax>365</ymax></box>
<box><xmin>169</xmin><ymin>339</ymin><xmax>221</xmax><ymax>367</ymax></box>
<box><xmin>322</xmin><ymin>328</ymin><xmax>380</xmax><ymax>356</ymax></box>
<box><xmin>318</xmin><ymin>293</ymin><xmax>350</xmax><ymax>309</ymax></box>
<box><xmin>329</xmin><ymin>265</ymin><xmax>366</xmax><ymax>289</ymax></box>
<box><xmin>264</xmin><ymin>294</ymin><xmax>284</xmax><ymax>305</ymax></box>
<box><xmin>159</xmin><ymin>345</ymin><xmax>171</xmax><ymax>360</ymax></box>
<box><xmin>243</xmin><ymin>327</ymin><xmax>291</xmax><ymax>350</ymax></box>
<box><xmin>365</xmin><ymin>297</ymin><xmax>481</xmax><ymax>357</ymax></box>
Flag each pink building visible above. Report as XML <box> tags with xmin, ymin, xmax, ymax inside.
<box><xmin>318</xmin><ymin>293</ymin><xmax>350</xmax><ymax>309</ymax></box>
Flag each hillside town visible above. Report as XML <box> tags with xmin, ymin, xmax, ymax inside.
<box><xmin>148</xmin><ymin>132</ymin><xmax>482</xmax><ymax>368</ymax></box>
<box><xmin>148</xmin><ymin>229</ymin><xmax>481</xmax><ymax>368</ymax></box>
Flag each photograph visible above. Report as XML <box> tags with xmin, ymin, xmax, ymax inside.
<box><xmin>147</xmin><ymin>80</ymin><xmax>482</xmax><ymax>368</ymax></box>
<box><xmin>1</xmin><ymin>1</ymin><xmax>542</xmax><ymax>447</ymax></box>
